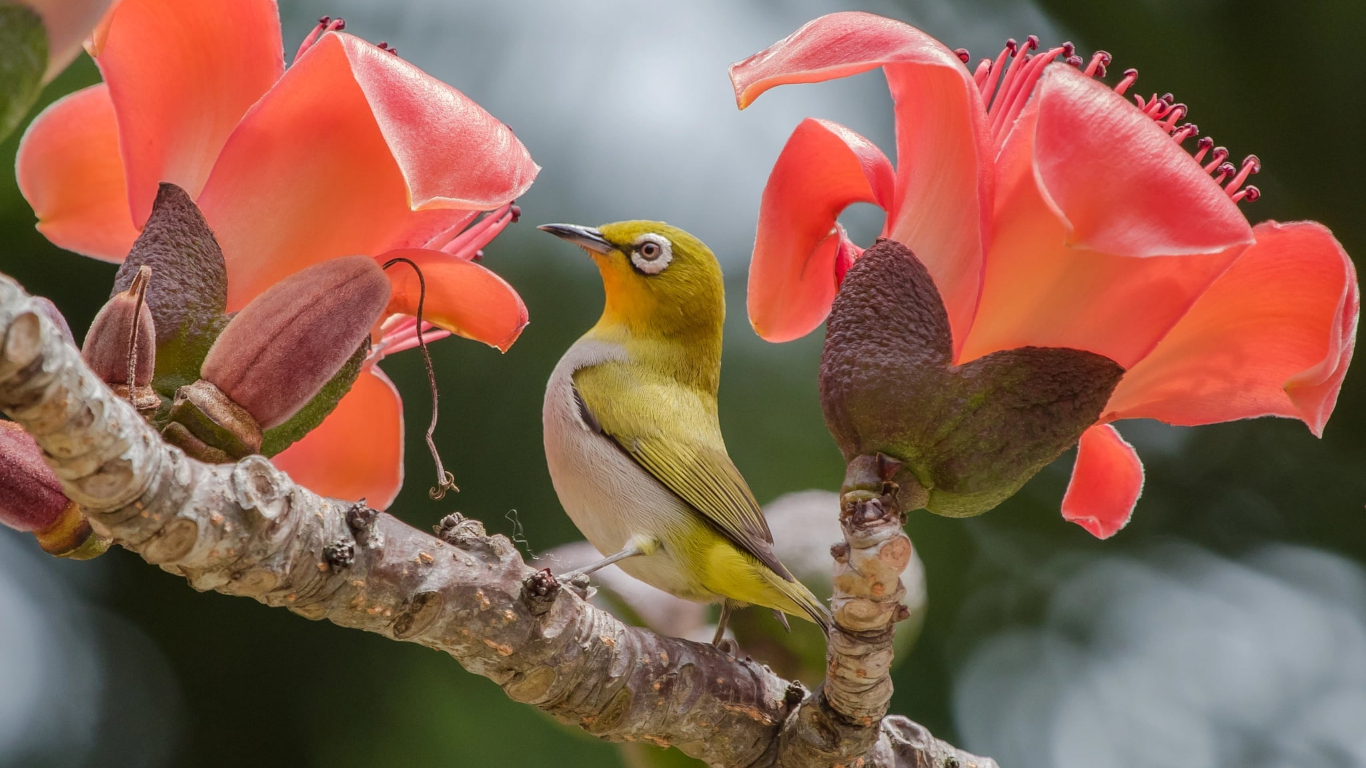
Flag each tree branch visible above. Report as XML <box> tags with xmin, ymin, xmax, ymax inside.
<box><xmin>0</xmin><ymin>272</ymin><xmax>996</xmax><ymax>768</ymax></box>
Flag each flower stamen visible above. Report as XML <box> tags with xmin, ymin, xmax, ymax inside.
<box><xmin>1113</xmin><ymin>68</ymin><xmax>1139</xmax><ymax>96</ymax></box>
<box><xmin>1223</xmin><ymin>154</ymin><xmax>1260</xmax><ymax>195</ymax></box>
<box><xmin>294</xmin><ymin>15</ymin><xmax>346</xmax><ymax>62</ymax></box>
<box><xmin>1084</xmin><ymin>51</ymin><xmax>1112</xmax><ymax>78</ymax></box>
<box><xmin>429</xmin><ymin>202</ymin><xmax>521</xmax><ymax>258</ymax></box>
<box><xmin>1203</xmin><ymin>146</ymin><xmax>1230</xmax><ymax>173</ymax></box>
<box><xmin>959</xmin><ymin>36</ymin><xmax>1264</xmax><ymax>204</ymax></box>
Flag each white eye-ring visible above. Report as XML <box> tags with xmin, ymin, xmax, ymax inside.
<box><xmin>630</xmin><ymin>233</ymin><xmax>673</xmax><ymax>275</ymax></box>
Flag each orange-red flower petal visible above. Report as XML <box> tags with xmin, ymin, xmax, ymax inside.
<box><xmin>197</xmin><ymin>32</ymin><xmax>536</xmax><ymax>311</ymax></box>
<box><xmin>272</xmin><ymin>365</ymin><xmax>403</xmax><ymax>509</ymax></box>
<box><xmin>381</xmin><ymin>248</ymin><xmax>528</xmax><ymax>352</ymax></box>
<box><xmin>95</xmin><ymin>0</ymin><xmax>283</xmax><ymax>227</ymax></box>
<box><xmin>1061</xmin><ymin>424</ymin><xmax>1143</xmax><ymax>539</ymax></box>
<box><xmin>748</xmin><ymin>118</ymin><xmax>894</xmax><ymax>342</ymax></box>
<box><xmin>16</xmin><ymin>84</ymin><xmax>139</xmax><ymax>261</ymax></box>
<box><xmin>960</xmin><ymin>65</ymin><xmax>1253</xmax><ymax>368</ymax></box>
<box><xmin>731</xmin><ymin>11</ymin><xmax>992</xmax><ymax>348</ymax></box>
<box><xmin>1106</xmin><ymin>221</ymin><xmax>1359</xmax><ymax>436</ymax></box>
<box><xmin>340</xmin><ymin>34</ymin><xmax>538</xmax><ymax>211</ymax></box>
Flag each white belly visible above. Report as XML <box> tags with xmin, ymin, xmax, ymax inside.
<box><xmin>542</xmin><ymin>340</ymin><xmax>713</xmax><ymax>602</ymax></box>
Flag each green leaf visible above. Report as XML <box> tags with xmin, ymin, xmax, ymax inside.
<box><xmin>259</xmin><ymin>341</ymin><xmax>368</xmax><ymax>457</ymax></box>
<box><xmin>115</xmin><ymin>183</ymin><xmax>231</xmax><ymax>397</ymax></box>
<box><xmin>0</xmin><ymin>2</ymin><xmax>48</xmax><ymax>142</ymax></box>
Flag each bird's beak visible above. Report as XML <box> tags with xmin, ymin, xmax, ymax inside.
<box><xmin>538</xmin><ymin>223</ymin><xmax>614</xmax><ymax>255</ymax></box>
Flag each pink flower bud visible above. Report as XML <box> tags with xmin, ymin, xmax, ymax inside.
<box><xmin>82</xmin><ymin>265</ymin><xmax>155</xmax><ymax>386</ymax></box>
<box><xmin>201</xmin><ymin>256</ymin><xmax>391</xmax><ymax>430</ymax></box>
<box><xmin>0</xmin><ymin>422</ymin><xmax>106</xmax><ymax>558</ymax></box>
<box><xmin>33</xmin><ymin>296</ymin><xmax>73</xmax><ymax>345</ymax></box>
<box><xmin>0</xmin><ymin>421</ymin><xmax>68</xmax><ymax>533</ymax></box>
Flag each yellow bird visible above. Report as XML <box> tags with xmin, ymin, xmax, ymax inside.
<box><xmin>539</xmin><ymin>221</ymin><xmax>830</xmax><ymax>643</ymax></box>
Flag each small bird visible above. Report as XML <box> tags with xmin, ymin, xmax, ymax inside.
<box><xmin>539</xmin><ymin>221</ymin><xmax>831</xmax><ymax>643</ymax></box>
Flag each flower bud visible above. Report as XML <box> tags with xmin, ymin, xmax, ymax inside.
<box><xmin>820</xmin><ymin>240</ymin><xmax>1124</xmax><ymax>518</ymax></box>
<box><xmin>0</xmin><ymin>422</ymin><xmax>108</xmax><ymax>559</ymax></box>
<box><xmin>83</xmin><ymin>265</ymin><xmax>158</xmax><ymax>412</ymax></box>
<box><xmin>33</xmin><ymin>296</ymin><xmax>73</xmax><ymax>345</ymax></box>
<box><xmin>200</xmin><ymin>256</ymin><xmax>391</xmax><ymax>430</ymax></box>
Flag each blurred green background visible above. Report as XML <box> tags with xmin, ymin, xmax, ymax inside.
<box><xmin>1</xmin><ymin>1</ymin><xmax>1363</xmax><ymax>766</ymax></box>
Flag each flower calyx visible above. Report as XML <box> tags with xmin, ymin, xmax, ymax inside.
<box><xmin>820</xmin><ymin>240</ymin><xmax>1125</xmax><ymax>518</ymax></box>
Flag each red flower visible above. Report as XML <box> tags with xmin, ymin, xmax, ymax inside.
<box><xmin>732</xmin><ymin>12</ymin><xmax>1358</xmax><ymax>538</ymax></box>
<box><xmin>16</xmin><ymin>0</ymin><xmax>538</xmax><ymax>509</ymax></box>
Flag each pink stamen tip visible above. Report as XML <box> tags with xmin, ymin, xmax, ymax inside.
<box><xmin>1065</xmin><ymin>55</ymin><xmax>1083</xmax><ymax>67</ymax></box>
<box><xmin>1025</xmin><ymin>35</ymin><xmax>1040</xmax><ymax>51</ymax></box>
<box><xmin>954</xmin><ymin>48</ymin><xmax>971</xmax><ymax>63</ymax></box>
<box><xmin>1172</xmin><ymin>123</ymin><xmax>1199</xmax><ymax>143</ymax></box>
<box><xmin>1114</xmin><ymin>68</ymin><xmax>1139</xmax><ymax>95</ymax></box>
<box><xmin>1193</xmin><ymin>135</ymin><xmax>1215</xmax><ymax>161</ymax></box>
<box><xmin>327</xmin><ymin>18</ymin><xmax>345</xmax><ymax>32</ymax></box>
<box><xmin>1223</xmin><ymin>155</ymin><xmax>1262</xmax><ymax>193</ymax></box>
<box><xmin>1006</xmin><ymin>38</ymin><xmax>1019</xmax><ymax>55</ymax></box>
<box><xmin>317</xmin><ymin>16</ymin><xmax>331</xmax><ymax>25</ymax></box>
<box><xmin>1232</xmin><ymin>185</ymin><xmax>1261</xmax><ymax>203</ymax></box>
<box><xmin>1212</xmin><ymin>161</ymin><xmax>1237</xmax><ymax>185</ymax></box>
<box><xmin>1084</xmin><ymin>51</ymin><xmax>1113</xmax><ymax>77</ymax></box>
<box><xmin>509</xmin><ymin>204</ymin><xmax>522</xmax><ymax>223</ymax></box>
<box><xmin>1203</xmin><ymin>146</ymin><xmax>1230</xmax><ymax>172</ymax></box>
<box><xmin>378</xmin><ymin>41</ymin><xmax>388</xmax><ymax>49</ymax></box>
<box><xmin>1061</xmin><ymin>42</ymin><xmax>1076</xmax><ymax>58</ymax></box>
<box><xmin>1160</xmin><ymin>104</ymin><xmax>1187</xmax><ymax>130</ymax></box>
<box><xmin>473</xmin><ymin>250</ymin><xmax>484</xmax><ymax>261</ymax></box>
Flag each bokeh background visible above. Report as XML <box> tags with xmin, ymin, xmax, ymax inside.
<box><xmin>2</xmin><ymin>0</ymin><xmax>1364</xmax><ymax>766</ymax></box>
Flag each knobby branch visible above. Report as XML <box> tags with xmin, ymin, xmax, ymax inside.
<box><xmin>0</xmin><ymin>272</ymin><xmax>995</xmax><ymax>768</ymax></box>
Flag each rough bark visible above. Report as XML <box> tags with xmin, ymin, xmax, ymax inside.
<box><xmin>0</xmin><ymin>272</ymin><xmax>997</xmax><ymax>768</ymax></box>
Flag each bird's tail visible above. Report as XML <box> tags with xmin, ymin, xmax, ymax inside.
<box><xmin>768</xmin><ymin>573</ymin><xmax>833</xmax><ymax>635</ymax></box>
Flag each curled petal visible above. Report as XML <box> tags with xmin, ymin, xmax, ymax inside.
<box><xmin>338</xmin><ymin>34</ymin><xmax>538</xmax><ymax>210</ymax></box>
<box><xmin>380</xmin><ymin>248</ymin><xmax>528</xmax><ymax>352</ymax></box>
<box><xmin>1107</xmin><ymin>221</ymin><xmax>1359</xmax><ymax>436</ymax></box>
<box><xmin>273</xmin><ymin>365</ymin><xmax>403</xmax><ymax>509</ymax></box>
<box><xmin>1029</xmin><ymin>65</ymin><xmax>1253</xmax><ymax>257</ymax></box>
<box><xmin>95</xmin><ymin>0</ymin><xmax>283</xmax><ymax>226</ymax></box>
<box><xmin>960</xmin><ymin>65</ymin><xmax>1253</xmax><ymax>368</ymax></box>
<box><xmin>730</xmin><ymin>11</ymin><xmax>991</xmax><ymax>348</ymax></box>
<box><xmin>749</xmin><ymin>118</ymin><xmax>893</xmax><ymax>342</ymax></box>
<box><xmin>16</xmin><ymin>84</ymin><xmax>138</xmax><ymax>260</ymax></box>
<box><xmin>199</xmin><ymin>33</ymin><xmax>534</xmax><ymax>311</ymax></box>
<box><xmin>1062</xmin><ymin>424</ymin><xmax>1144</xmax><ymax>539</ymax></box>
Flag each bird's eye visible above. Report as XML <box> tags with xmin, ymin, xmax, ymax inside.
<box><xmin>630</xmin><ymin>234</ymin><xmax>673</xmax><ymax>275</ymax></box>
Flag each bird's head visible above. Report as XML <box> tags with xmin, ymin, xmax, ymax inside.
<box><xmin>538</xmin><ymin>221</ymin><xmax>725</xmax><ymax>343</ymax></box>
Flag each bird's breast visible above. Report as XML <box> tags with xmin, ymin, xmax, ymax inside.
<box><xmin>542</xmin><ymin>341</ymin><xmax>708</xmax><ymax>596</ymax></box>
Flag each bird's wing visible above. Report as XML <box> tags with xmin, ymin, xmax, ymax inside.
<box><xmin>572</xmin><ymin>364</ymin><xmax>792</xmax><ymax>580</ymax></box>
